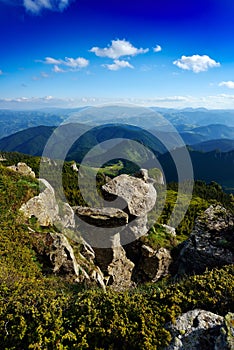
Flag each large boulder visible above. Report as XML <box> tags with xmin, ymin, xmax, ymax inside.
<box><xmin>20</xmin><ymin>179</ymin><xmax>59</xmax><ymax>226</ymax></box>
<box><xmin>165</xmin><ymin>310</ymin><xmax>234</xmax><ymax>350</ymax></box>
<box><xmin>165</xmin><ymin>309</ymin><xmax>224</xmax><ymax>350</ymax></box>
<box><xmin>175</xmin><ymin>205</ymin><xmax>234</xmax><ymax>275</ymax></box>
<box><xmin>20</xmin><ymin>178</ymin><xmax>75</xmax><ymax>228</ymax></box>
<box><xmin>102</xmin><ymin>172</ymin><xmax>156</xmax><ymax>217</ymax></box>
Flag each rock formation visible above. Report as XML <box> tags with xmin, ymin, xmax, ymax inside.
<box><xmin>102</xmin><ymin>172</ymin><xmax>156</xmax><ymax>217</ymax></box>
<box><xmin>74</xmin><ymin>206</ymin><xmax>135</xmax><ymax>290</ymax></box>
<box><xmin>20</xmin><ymin>178</ymin><xmax>75</xmax><ymax>228</ymax></box>
<box><xmin>134</xmin><ymin>245</ymin><xmax>172</xmax><ymax>283</ymax></box>
<box><xmin>73</xmin><ymin>169</ymin><xmax>158</xmax><ymax>290</ymax></box>
<box><xmin>175</xmin><ymin>205</ymin><xmax>234</xmax><ymax>275</ymax></box>
<box><xmin>31</xmin><ymin>230</ymin><xmax>106</xmax><ymax>289</ymax></box>
<box><xmin>7</xmin><ymin>162</ymin><xmax>35</xmax><ymax>178</ymax></box>
<box><xmin>165</xmin><ymin>309</ymin><xmax>234</xmax><ymax>350</ymax></box>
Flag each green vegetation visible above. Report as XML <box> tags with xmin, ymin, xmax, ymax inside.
<box><xmin>0</xmin><ymin>153</ymin><xmax>233</xmax><ymax>349</ymax></box>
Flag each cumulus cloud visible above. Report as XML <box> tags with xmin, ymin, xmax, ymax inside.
<box><xmin>153</xmin><ymin>45</ymin><xmax>162</xmax><ymax>53</ymax></box>
<box><xmin>90</xmin><ymin>39</ymin><xmax>149</xmax><ymax>59</ymax></box>
<box><xmin>23</xmin><ymin>0</ymin><xmax>72</xmax><ymax>14</ymax></box>
<box><xmin>173</xmin><ymin>54</ymin><xmax>220</xmax><ymax>73</ymax></box>
<box><xmin>103</xmin><ymin>60</ymin><xmax>134</xmax><ymax>71</ymax></box>
<box><xmin>42</xmin><ymin>56</ymin><xmax>89</xmax><ymax>72</ymax></box>
<box><xmin>219</xmin><ymin>81</ymin><xmax>234</xmax><ymax>89</ymax></box>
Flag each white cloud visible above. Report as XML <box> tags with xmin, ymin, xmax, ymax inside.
<box><xmin>42</xmin><ymin>56</ymin><xmax>89</xmax><ymax>72</ymax></box>
<box><xmin>90</xmin><ymin>39</ymin><xmax>149</xmax><ymax>59</ymax></box>
<box><xmin>152</xmin><ymin>96</ymin><xmax>190</xmax><ymax>102</ymax></box>
<box><xmin>53</xmin><ymin>65</ymin><xmax>65</xmax><ymax>73</ymax></box>
<box><xmin>23</xmin><ymin>0</ymin><xmax>72</xmax><ymax>14</ymax></box>
<box><xmin>0</xmin><ymin>70</ymin><xmax>3</xmax><ymax>75</ymax></box>
<box><xmin>44</xmin><ymin>57</ymin><xmax>61</xmax><ymax>65</ymax></box>
<box><xmin>219</xmin><ymin>81</ymin><xmax>234</xmax><ymax>89</ymax></box>
<box><xmin>153</xmin><ymin>45</ymin><xmax>162</xmax><ymax>53</ymax></box>
<box><xmin>2</xmin><ymin>94</ymin><xmax>234</xmax><ymax>110</ymax></box>
<box><xmin>103</xmin><ymin>60</ymin><xmax>134</xmax><ymax>71</ymax></box>
<box><xmin>62</xmin><ymin>57</ymin><xmax>89</xmax><ymax>68</ymax></box>
<box><xmin>173</xmin><ymin>54</ymin><xmax>220</xmax><ymax>73</ymax></box>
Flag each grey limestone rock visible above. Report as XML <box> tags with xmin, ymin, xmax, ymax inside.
<box><xmin>8</xmin><ymin>162</ymin><xmax>35</xmax><ymax>178</ymax></box>
<box><xmin>102</xmin><ymin>172</ymin><xmax>157</xmax><ymax>217</ymax></box>
<box><xmin>20</xmin><ymin>178</ymin><xmax>75</xmax><ymax>228</ymax></box>
<box><xmin>176</xmin><ymin>205</ymin><xmax>234</xmax><ymax>275</ymax></box>
<box><xmin>165</xmin><ymin>309</ymin><xmax>224</xmax><ymax>350</ymax></box>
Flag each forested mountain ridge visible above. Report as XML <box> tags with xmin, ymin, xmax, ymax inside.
<box><xmin>1</xmin><ymin>123</ymin><xmax>233</xmax><ymax>191</ymax></box>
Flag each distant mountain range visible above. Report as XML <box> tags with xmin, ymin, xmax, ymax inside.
<box><xmin>0</xmin><ymin>107</ymin><xmax>234</xmax><ymax>192</ymax></box>
<box><xmin>1</xmin><ymin>107</ymin><xmax>234</xmax><ymax>139</ymax></box>
<box><xmin>0</xmin><ymin>122</ymin><xmax>233</xmax><ymax>192</ymax></box>
<box><xmin>190</xmin><ymin>139</ymin><xmax>234</xmax><ymax>153</ymax></box>
<box><xmin>180</xmin><ymin>124</ymin><xmax>234</xmax><ymax>145</ymax></box>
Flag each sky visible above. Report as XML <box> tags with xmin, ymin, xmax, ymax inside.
<box><xmin>1</xmin><ymin>0</ymin><xmax>234</xmax><ymax>109</ymax></box>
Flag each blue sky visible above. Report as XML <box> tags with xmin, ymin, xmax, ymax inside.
<box><xmin>1</xmin><ymin>0</ymin><xmax>234</xmax><ymax>109</ymax></box>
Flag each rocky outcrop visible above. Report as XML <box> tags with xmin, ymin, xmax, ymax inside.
<box><xmin>165</xmin><ymin>309</ymin><xmax>234</xmax><ymax>350</ymax></box>
<box><xmin>31</xmin><ymin>230</ymin><xmax>106</xmax><ymax>289</ymax></box>
<box><xmin>135</xmin><ymin>245</ymin><xmax>172</xmax><ymax>283</ymax></box>
<box><xmin>20</xmin><ymin>168</ymin><xmax>174</xmax><ymax>289</ymax></box>
<box><xmin>106</xmin><ymin>242</ymin><xmax>135</xmax><ymax>290</ymax></box>
<box><xmin>74</xmin><ymin>206</ymin><xmax>135</xmax><ymax>291</ymax></box>
<box><xmin>165</xmin><ymin>309</ymin><xmax>222</xmax><ymax>349</ymax></box>
<box><xmin>7</xmin><ymin>162</ymin><xmax>35</xmax><ymax>178</ymax></box>
<box><xmin>175</xmin><ymin>205</ymin><xmax>234</xmax><ymax>275</ymax></box>
<box><xmin>20</xmin><ymin>178</ymin><xmax>75</xmax><ymax>228</ymax></box>
<box><xmin>73</xmin><ymin>169</ymin><xmax>158</xmax><ymax>290</ymax></box>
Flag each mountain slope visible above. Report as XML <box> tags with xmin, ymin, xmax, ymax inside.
<box><xmin>159</xmin><ymin>149</ymin><xmax>234</xmax><ymax>191</ymax></box>
<box><xmin>0</xmin><ymin>123</ymin><xmax>167</xmax><ymax>162</ymax></box>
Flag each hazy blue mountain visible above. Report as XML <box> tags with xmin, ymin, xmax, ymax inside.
<box><xmin>178</xmin><ymin>124</ymin><xmax>234</xmax><ymax>146</ymax></box>
<box><xmin>191</xmin><ymin>139</ymin><xmax>234</xmax><ymax>153</ymax></box>
<box><xmin>151</xmin><ymin>108</ymin><xmax>234</xmax><ymax>127</ymax></box>
<box><xmin>1</xmin><ymin>107</ymin><xmax>234</xmax><ymax>141</ymax></box>
<box><xmin>0</xmin><ymin>110</ymin><xmax>65</xmax><ymax>139</ymax></box>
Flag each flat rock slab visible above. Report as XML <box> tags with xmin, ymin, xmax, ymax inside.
<box><xmin>74</xmin><ymin>206</ymin><xmax>129</xmax><ymax>227</ymax></box>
